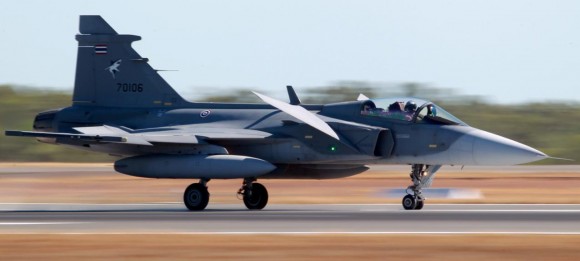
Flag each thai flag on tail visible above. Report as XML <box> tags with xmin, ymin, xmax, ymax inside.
<box><xmin>94</xmin><ymin>45</ymin><xmax>107</xmax><ymax>55</ymax></box>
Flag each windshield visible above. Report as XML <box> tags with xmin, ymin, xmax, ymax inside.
<box><xmin>360</xmin><ymin>97</ymin><xmax>467</xmax><ymax>126</ymax></box>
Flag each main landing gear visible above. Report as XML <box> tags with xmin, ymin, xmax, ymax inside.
<box><xmin>183</xmin><ymin>179</ymin><xmax>210</xmax><ymax>211</ymax></box>
<box><xmin>402</xmin><ymin>164</ymin><xmax>440</xmax><ymax>210</ymax></box>
<box><xmin>183</xmin><ymin>177</ymin><xmax>269</xmax><ymax>211</ymax></box>
<box><xmin>237</xmin><ymin>178</ymin><xmax>269</xmax><ymax>210</ymax></box>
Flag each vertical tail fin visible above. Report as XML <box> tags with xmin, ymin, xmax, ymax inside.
<box><xmin>73</xmin><ymin>15</ymin><xmax>186</xmax><ymax>107</ymax></box>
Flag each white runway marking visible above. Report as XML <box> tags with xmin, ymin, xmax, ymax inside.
<box><xmin>1</xmin><ymin>203</ymin><xmax>579</xmax><ymax>235</ymax></box>
<box><xmin>328</xmin><ymin>203</ymin><xmax>580</xmax><ymax>206</ymax></box>
<box><xmin>362</xmin><ymin>208</ymin><xmax>580</xmax><ymax>213</ymax></box>
<box><xmin>2</xmin><ymin>203</ymin><xmax>580</xmax><ymax>206</ymax></box>
<box><xmin>3</xmin><ymin>203</ymin><xmax>580</xmax><ymax>213</ymax></box>
<box><xmin>6</xmin><ymin>231</ymin><xmax>580</xmax><ymax>235</ymax></box>
<box><xmin>0</xmin><ymin>203</ymin><xmax>171</xmax><ymax>206</ymax></box>
<box><xmin>0</xmin><ymin>222</ymin><xmax>83</xmax><ymax>226</ymax></box>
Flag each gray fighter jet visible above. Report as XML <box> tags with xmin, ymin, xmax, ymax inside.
<box><xmin>5</xmin><ymin>16</ymin><xmax>549</xmax><ymax>211</ymax></box>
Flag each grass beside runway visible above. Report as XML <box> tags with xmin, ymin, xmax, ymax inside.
<box><xmin>0</xmin><ymin>234</ymin><xmax>579</xmax><ymax>260</ymax></box>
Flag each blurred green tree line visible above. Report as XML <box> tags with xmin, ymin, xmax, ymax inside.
<box><xmin>0</xmin><ymin>83</ymin><xmax>577</xmax><ymax>163</ymax></box>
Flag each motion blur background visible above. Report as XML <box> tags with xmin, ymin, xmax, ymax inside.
<box><xmin>1</xmin><ymin>1</ymin><xmax>578</xmax><ymax>163</ymax></box>
<box><xmin>1</xmin><ymin>3</ymin><xmax>579</xmax><ymax>259</ymax></box>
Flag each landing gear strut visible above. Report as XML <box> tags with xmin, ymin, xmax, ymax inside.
<box><xmin>402</xmin><ymin>164</ymin><xmax>441</xmax><ymax>210</ymax></box>
<box><xmin>403</xmin><ymin>164</ymin><xmax>426</xmax><ymax>210</ymax></box>
<box><xmin>183</xmin><ymin>178</ymin><xmax>210</xmax><ymax>211</ymax></box>
<box><xmin>238</xmin><ymin>178</ymin><xmax>269</xmax><ymax>210</ymax></box>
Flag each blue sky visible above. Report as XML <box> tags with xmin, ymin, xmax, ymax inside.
<box><xmin>1</xmin><ymin>1</ymin><xmax>578</xmax><ymax>103</ymax></box>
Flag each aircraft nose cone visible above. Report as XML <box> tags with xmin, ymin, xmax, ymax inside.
<box><xmin>471</xmin><ymin>129</ymin><xmax>547</xmax><ymax>165</ymax></box>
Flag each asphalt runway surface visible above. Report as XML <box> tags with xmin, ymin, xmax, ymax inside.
<box><xmin>1</xmin><ymin>203</ymin><xmax>579</xmax><ymax>234</ymax></box>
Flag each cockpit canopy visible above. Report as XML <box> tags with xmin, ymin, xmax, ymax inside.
<box><xmin>360</xmin><ymin>98</ymin><xmax>467</xmax><ymax>126</ymax></box>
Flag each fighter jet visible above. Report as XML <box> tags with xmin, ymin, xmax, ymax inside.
<box><xmin>5</xmin><ymin>16</ymin><xmax>549</xmax><ymax>211</ymax></box>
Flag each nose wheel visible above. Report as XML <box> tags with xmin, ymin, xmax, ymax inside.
<box><xmin>402</xmin><ymin>194</ymin><xmax>424</xmax><ymax>210</ymax></box>
<box><xmin>402</xmin><ymin>164</ymin><xmax>429</xmax><ymax>210</ymax></box>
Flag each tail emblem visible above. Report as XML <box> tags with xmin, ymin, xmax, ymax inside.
<box><xmin>105</xmin><ymin>59</ymin><xmax>122</xmax><ymax>79</ymax></box>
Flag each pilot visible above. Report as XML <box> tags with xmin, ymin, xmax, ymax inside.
<box><xmin>361</xmin><ymin>101</ymin><xmax>377</xmax><ymax>115</ymax></box>
<box><xmin>427</xmin><ymin>104</ymin><xmax>437</xmax><ymax>117</ymax></box>
<box><xmin>404</xmin><ymin>101</ymin><xmax>417</xmax><ymax>113</ymax></box>
<box><xmin>388</xmin><ymin>102</ymin><xmax>403</xmax><ymax>112</ymax></box>
<box><xmin>404</xmin><ymin>101</ymin><xmax>417</xmax><ymax>121</ymax></box>
<box><xmin>362</xmin><ymin>104</ymin><xmax>372</xmax><ymax>112</ymax></box>
<box><xmin>386</xmin><ymin>102</ymin><xmax>407</xmax><ymax>120</ymax></box>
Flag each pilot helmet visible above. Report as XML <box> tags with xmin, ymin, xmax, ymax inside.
<box><xmin>404</xmin><ymin>101</ymin><xmax>417</xmax><ymax>112</ymax></box>
<box><xmin>426</xmin><ymin>104</ymin><xmax>438</xmax><ymax>116</ymax></box>
<box><xmin>430</xmin><ymin>105</ymin><xmax>437</xmax><ymax>116</ymax></box>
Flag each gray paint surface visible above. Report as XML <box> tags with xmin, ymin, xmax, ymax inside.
<box><xmin>7</xmin><ymin>16</ymin><xmax>546</xmax><ymax>172</ymax></box>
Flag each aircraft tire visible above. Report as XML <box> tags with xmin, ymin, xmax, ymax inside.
<box><xmin>183</xmin><ymin>183</ymin><xmax>210</xmax><ymax>211</ymax></box>
<box><xmin>402</xmin><ymin>194</ymin><xmax>417</xmax><ymax>210</ymax></box>
<box><xmin>415</xmin><ymin>199</ymin><xmax>424</xmax><ymax>210</ymax></box>
<box><xmin>243</xmin><ymin>183</ymin><xmax>268</xmax><ymax>210</ymax></box>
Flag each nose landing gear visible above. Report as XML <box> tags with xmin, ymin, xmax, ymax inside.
<box><xmin>402</xmin><ymin>164</ymin><xmax>440</xmax><ymax>210</ymax></box>
<box><xmin>403</xmin><ymin>164</ymin><xmax>425</xmax><ymax>210</ymax></box>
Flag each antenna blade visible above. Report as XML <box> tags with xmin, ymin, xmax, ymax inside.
<box><xmin>357</xmin><ymin>93</ymin><xmax>370</xmax><ymax>101</ymax></box>
<box><xmin>286</xmin><ymin>85</ymin><xmax>301</xmax><ymax>105</ymax></box>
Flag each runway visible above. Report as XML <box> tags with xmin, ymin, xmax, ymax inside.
<box><xmin>1</xmin><ymin>203</ymin><xmax>580</xmax><ymax>234</ymax></box>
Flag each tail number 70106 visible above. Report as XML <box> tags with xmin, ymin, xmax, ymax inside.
<box><xmin>117</xmin><ymin>83</ymin><xmax>144</xmax><ymax>92</ymax></box>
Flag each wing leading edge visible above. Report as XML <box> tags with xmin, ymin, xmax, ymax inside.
<box><xmin>6</xmin><ymin>125</ymin><xmax>273</xmax><ymax>146</ymax></box>
<box><xmin>5</xmin><ymin>130</ymin><xmax>124</xmax><ymax>143</ymax></box>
